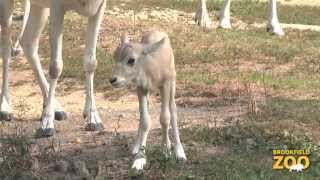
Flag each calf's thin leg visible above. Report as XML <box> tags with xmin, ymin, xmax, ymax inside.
<box><xmin>160</xmin><ymin>82</ymin><xmax>172</xmax><ymax>153</ymax></box>
<box><xmin>132</xmin><ymin>88</ymin><xmax>150</xmax><ymax>170</ymax></box>
<box><xmin>267</xmin><ymin>0</ymin><xmax>284</xmax><ymax>36</ymax></box>
<box><xmin>132</xmin><ymin>119</ymin><xmax>143</xmax><ymax>155</ymax></box>
<box><xmin>40</xmin><ymin>4</ymin><xmax>65</xmax><ymax>136</ymax></box>
<box><xmin>0</xmin><ymin>0</ymin><xmax>14</xmax><ymax>121</ymax></box>
<box><xmin>169</xmin><ymin>80</ymin><xmax>186</xmax><ymax>160</ymax></box>
<box><xmin>83</xmin><ymin>1</ymin><xmax>105</xmax><ymax>131</ymax></box>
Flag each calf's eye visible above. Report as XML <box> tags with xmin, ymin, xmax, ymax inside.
<box><xmin>127</xmin><ymin>58</ymin><xmax>135</xmax><ymax>66</ymax></box>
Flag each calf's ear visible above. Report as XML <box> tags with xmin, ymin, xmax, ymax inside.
<box><xmin>121</xmin><ymin>33</ymin><xmax>130</xmax><ymax>44</ymax></box>
<box><xmin>143</xmin><ymin>38</ymin><xmax>166</xmax><ymax>55</ymax></box>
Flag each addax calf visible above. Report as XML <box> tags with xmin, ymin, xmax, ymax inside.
<box><xmin>110</xmin><ymin>31</ymin><xmax>187</xmax><ymax>170</ymax></box>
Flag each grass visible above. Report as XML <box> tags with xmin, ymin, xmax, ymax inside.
<box><xmin>108</xmin><ymin>0</ymin><xmax>320</xmax><ymax>25</ymax></box>
<box><xmin>4</xmin><ymin>0</ymin><xmax>320</xmax><ymax>179</ymax></box>
<box><xmin>17</xmin><ymin>2</ymin><xmax>320</xmax><ymax>96</ymax></box>
<box><xmin>109</xmin><ymin>15</ymin><xmax>320</xmax><ymax>95</ymax></box>
<box><xmin>58</xmin><ymin>9</ymin><xmax>320</xmax><ymax>178</ymax></box>
<box><xmin>0</xmin><ymin>135</ymin><xmax>38</xmax><ymax>179</ymax></box>
<box><xmin>136</xmin><ymin>120</ymin><xmax>320</xmax><ymax>179</ymax></box>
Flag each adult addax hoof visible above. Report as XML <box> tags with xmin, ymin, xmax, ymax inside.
<box><xmin>11</xmin><ymin>47</ymin><xmax>23</xmax><ymax>57</ymax></box>
<box><xmin>0</xmin><ymin>112</ymin><xmax>13</xmax><ymax>121</ymax></box>
<box><xmin>85</xmin><ymin>123</ymin><xmax>104</xmax><ymax>131</ymax></box>
<box><xmin>55</xmin><ymin>111</ymin><xmax>67</xmax><ymax>121</ymax></box>
<box><xmin>267</xmin><ymin>26</ymin><xmax>285</xmax><ymax>37</ymax></box>
<box><xmin>36</xmin><ymin>128</ymin><xmax>55</xmax><ymax>138</ymax></box>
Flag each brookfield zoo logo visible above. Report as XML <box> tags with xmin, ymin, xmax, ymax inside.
<box><xmin>272</xmin><ymin>149</ymin><xmax>311</xmax><ymax>172</ymax></box>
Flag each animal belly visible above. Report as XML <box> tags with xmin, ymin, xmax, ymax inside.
<box><xmin>73</xmin><ymin>0</ymin><xmax>104</xmax><ymax>16</ymax></box>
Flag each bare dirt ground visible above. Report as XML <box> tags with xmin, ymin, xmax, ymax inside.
<box><xmin>0</xmin><ymin>54</ymin><xmax>245</xmax><ymax>179</ymax></box>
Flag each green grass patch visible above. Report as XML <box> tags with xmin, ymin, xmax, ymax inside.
<box><xmin>133</xmin><ymin>122</ymin><xmax>320</xmax><ymax>179</ymax></box>
<box><xmin>108</xmin><ymin>0</ymin><xmax>320</xmax><ymax>25</ymax></box>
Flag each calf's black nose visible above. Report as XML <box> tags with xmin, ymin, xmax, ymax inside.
<box><xmin>109</xmin><ymin>77</ymin><xmax>117</xmax><ymax>84</ymax></box>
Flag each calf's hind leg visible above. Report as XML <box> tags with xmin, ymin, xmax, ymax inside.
<box><xmin>160</xmin><ymin>82</ymin><xmax>172</xmax><ymax>154</ymax></box>
<box><xmin>169</xmin><ymin>81</ymin><xmax>186</xmax><ymax>160</ymax></box>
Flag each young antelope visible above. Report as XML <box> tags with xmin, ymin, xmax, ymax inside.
<box><xmin>110</xmin><ymin>30</ymin><xmax>187</xmax><ymax>170</ymax></box>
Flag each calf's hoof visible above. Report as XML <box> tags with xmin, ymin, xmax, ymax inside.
<box><xmin>36</xmin><ymin>128</ymin><xmax>55</xmax><ymax>138</ymax></box>
<box><xmin>0</xmin><ymin>112</ymin><xmax>13</xmax><ymax>121</ymax></box>
<box><xmin>132</xmin><ymin>157</ymin><xmax>147</xmax><ymax>171</ymax></box>
<box><xmin>175</xmin><ymin>146</ymin><xmax>187</xmax><ymax>162</ymax></box>
<box><xmin>85</xmin><ymin>123</ymin><xmax>104</xmax><ymax>131</ymax></box>
<box><xmin>55</xmin><ymin>111</ymin><xmax>67</xmax><ymax>121</ymax></box>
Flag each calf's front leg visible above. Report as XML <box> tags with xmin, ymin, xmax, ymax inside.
<box><xmin>132</xmin><ymin>88</ymin><xmax>151</xmax><ymax>171</ymax></box>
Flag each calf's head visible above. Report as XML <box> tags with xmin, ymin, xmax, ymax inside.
<box><xmin>110</xmin><ymin>33</ymin><xmax>166</xmax><ymax>88</ymax></box>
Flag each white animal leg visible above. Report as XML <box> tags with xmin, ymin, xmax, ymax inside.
<box><xmin>21</xmin><ymin>4</ymin><xmax>66</xmax><ymax>122</ymax></box>
<box><xmin>267</xmin><ymin>0</ymin><xmax>284</xmax><ymax>36</ymax></box>
<box><xmin>12</xmin><ymin>0</ymin><xmax>30</xmax><ymax>56</ymax></box>
<box><xmin>169</xmin><ymin>80</ymin><xmax>186</xmax><ymax>161</ymax></box>
<box><xmin>132</xmin><ymin>88</ymin><xmax>150</xmax><ymax>170</ymax></box>
<box><xmin>160</xmin><ymin>82</ymin><xmax>172</xmax><ymax>154</ymax></box>
<box><xmin>83</xmin><ymin>1</ymin><xmax>106</xmax><ymax>131</ymax></box>
<box><xmin>219</xmin><ymin>0</ymin><xmax>232</xmax><ymax>29</ymax></box>
<box><xmin>40</xmin><ymin>3</ymin><xmax>65</xmax><ymax>137</ymax></box>
<box><xmin>132</xmin><ymin>126</ymin><xmax>142</xmax><ymax>155</ymax></box>
<box><xmin>0</xmin><ymin>0</ymin><xmax>14</xmax><ymax>121</ymax></box>
<box><xmin>194</xmin><ymin>0</ymin><xmax>212</xmax><ymax>29</ymax></box>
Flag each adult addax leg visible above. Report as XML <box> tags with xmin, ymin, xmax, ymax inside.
<box><xmin>0</xmin><ymin>0</ymin><xmax>14</xmax><ymax>121</ymax></box>
<box><xmin>83</xmin><ymin>1</ymin><xmax>106</xmax><ymax>131</ymax></box>
<box><xmin>21</xmin><ymin>3</ymin><xmax>66</xmax><ymax>122</ymax></box>
<box><xmin>219</xmin><ymin>0</ymin><xmax>232</xmax><ymax>29</ymax></box>
<box><xmin>267</xmin><ymin>0</ymin><xmax>284</xmax><ymax>36</ymax></box>
<box><xmin>194</xmin><ymin>0</ymin><xmax>212</xmax><ymax>29</ymax></box>
<box><xmin>40</xmin><ymin>2</ymin><xmax>65</xmax><ymax>136</ymax></box>
<box><xmin>12</xmin><ymin>0</ymin><xmax>30</xmax><ymax>56</ymax></box>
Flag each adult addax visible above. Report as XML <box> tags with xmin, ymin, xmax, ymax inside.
<box><xmin>195</xmin><ymin>0</ymin><xmax>285</xmax><ymax>36</ymax></box>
